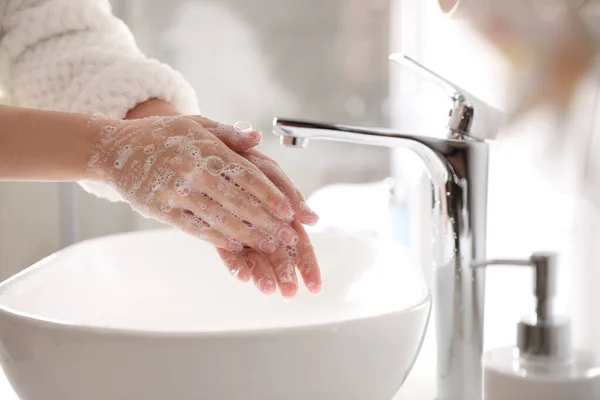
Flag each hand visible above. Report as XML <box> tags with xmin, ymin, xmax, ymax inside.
<box><xmin>216</xmin><ymin>150</ymin><xmax>322</xmax><ymax>298</ymax></box>
<box><xmin>87</xmin><ymin>114</ymin><xmax>306</xmax><ymax>264</ymax></box>
<box><xmin>122</xmin><ymin>100</ymin><xmax>322</xmax><ymax>298</ymax></box>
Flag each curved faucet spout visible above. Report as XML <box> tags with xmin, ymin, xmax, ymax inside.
<box><xmin>273</xmin><ymin>116</ymin><xmax>489</xmax><ymax>400</ymax></box>
<box><xmin>273</xmin><ymin>117</ymin><xmax>472</xmax><ymax>150</ymax></box>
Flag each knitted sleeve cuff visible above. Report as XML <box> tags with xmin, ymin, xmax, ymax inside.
<box><xmin>70</xmin><ymin>57</ymin><xmax>200</xmax><ymax>119</ymax></box>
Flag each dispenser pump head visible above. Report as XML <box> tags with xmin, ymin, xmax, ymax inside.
<box><xmin>528</xmin><ymin>252</ymin><xmax>557</xmax><ymax>322</ymax></box>
<box><xmin>472</xmin><ymin>252</ymin><xmax>571</xmax><ymax>360</ymax></box>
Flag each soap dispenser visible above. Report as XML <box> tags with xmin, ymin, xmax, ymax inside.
<box><xmin>473</xmin><ymin>252</ymin><xmax>600</xmax><ymax>400</ymax></box>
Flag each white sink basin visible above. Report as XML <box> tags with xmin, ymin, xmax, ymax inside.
<box><xmin>0</xmin><ymin>229</ymin><xmax>430</xmax><ymax>400</ymax></box>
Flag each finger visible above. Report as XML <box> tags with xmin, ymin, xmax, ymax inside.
<box><xmin>170</xmin><ymin>129</ymin><xmax>295</xmax><ymax>223</ymax></box>
<box><xmin>188</xmin><ymin>116</ymin><xmax>261</xmax><ymax>152</ymax></box>
<box><xmin>187</xmin><ymin>145</ymin><xmax>294</xmax><ymax>221</ymax></box>
<box><xmin>215</xmin><ymin>248</ymin><xmax>252</xmax><ymax>282</ymax></box>
<box><xmin>291</xmin><ymin>220</ymin><xmax>322</xmax><ymax>294</ymax></box>
<box><xmin>174</xmin><ymin>190</ymin><xmax>300</xmax><ymax>298</ymax></box>
<box><xmin>264</xmin><ymin>246</ymin><xmax>299</xmax><ymax>299</ymax></box>
<box><xmin>245</xmin><ymin>250</ymin><xmax>278</xmax><ymax>295</ymax></box>
<box><xmin>225</xmin><ymin>156</ymin><xmax>295</xmax><ymax>221</ymax></box>
<box><xmin>172</xmin><ymin>208</ymin><xmax>245</xmax><ymax>253</ymax></box>
<box><xmin>181</xmin><ymin>191</ymin><xmax>280</xmax><ymax>253</ymax></box>
<box><xmin>218</xmin><ymin>249</ymin><xmax>277</xmax><ymax>294</ymax></box>
<box><xmin>242</xmin><ymin>150</ymin><xmax>319</xmax><ymax>225</ymax></box>
<box><xmin>198</xmin><ymin>172</ymin><xmax>299</xmax><ymax>245</ymax></box>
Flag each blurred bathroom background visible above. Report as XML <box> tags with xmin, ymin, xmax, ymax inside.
<box><xmin>2</xmin><ymin>0</ymin><xmax>600</xmax><ymax>396</ymax></box>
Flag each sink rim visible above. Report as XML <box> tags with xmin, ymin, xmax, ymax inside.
<box><xmin>0</xmin><ymin>230</ymin><xmax>431</xmax><ymax>339</ymax></box>
<box><xmin>0</xmin><ymin>294</ymin><xmax>431</xmax><ymax>339</ymax></box>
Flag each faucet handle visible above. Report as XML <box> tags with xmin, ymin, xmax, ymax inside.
<box><xmin>389</xmin><ymin>53</ymin><xmax>504</xmax><ymax>141</ymax></box>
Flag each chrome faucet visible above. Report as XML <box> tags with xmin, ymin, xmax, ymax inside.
<box><xmin>273</xmin><ymin>54</ymin><xmax>504</xmax><ymax>400</ymax></box>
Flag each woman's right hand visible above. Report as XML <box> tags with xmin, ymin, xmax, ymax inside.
<box><xmin>86</xmin><ymin>115</ymin><xmax>317</xmax><ymax>295</ymax></box>
<box><xmin>216</xmin><ymin>149</ymin><xmax>322</xmax><ymax>298</ymax></box>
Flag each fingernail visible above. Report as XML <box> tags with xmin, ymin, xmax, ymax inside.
<box><xmin>244</xmin><ymin>258</ymin><xmax>256</xmax><ymax>271</ymax></box>
<box><xmin>233</xmin><ymin>121</ymin><xmax>261</xmax><ymax>141</ymax></box>
<box><xmin>278</xmin><ymin>227</ymin><xmax>298</xmax><ymax>246</ymax></box>
<box><xmin>299</xmin><ymin>201</ymin><xmax>319</xmax><ymax>224</ymax></box>
<box><xmin>227</xmin><ymin>241</ymin><xmax>244</xmax><ymax>253</ymax></box>
<box><xmin>306</xmin><ymin>281</ymin><xmax>322</xmax><ymax>295</ymax></box>
<box><xmin>277</xmin><ymin>200</ymin><xmax>295</xmax><ymax>219</ymax></box>
<box><xmin>229</xmin><ymin>266</ymin><xmax>240</xmax><ymax>277</ymax></box>
<box><xmin>249</xmin><ymin>130</ymin><xmax>262</xmax><ymax>141</ymax></box>
<box><xmin>257</xmin><ymin>277</ymin><xmax>276</xmax><ymax>294</ymax></box>
<box><xmin>300</xmin><ymin>209</ymin><xmax>319</xmax><ymax>225</ymax></box>
<box><xmin>258</xmin><ymin>239</ymin><xmax>277</xmax><ymax>254</ymax></box>
<box><xmin>281</xmin><ymin>282</ymin><xmax>298</xmax><ymax>299</ymax></box>
<box><xmin>238</xmin><ymin>268</ymin><xmax>252</xmax><ymax>282</ymax></box>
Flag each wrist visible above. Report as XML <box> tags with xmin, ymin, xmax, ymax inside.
<box><xmin>84</xmin><ymin>116</ymin><xmax>123</xmax><ymax>183</ymax></box>
<box><xmin>86</xmin><ymin>99</ymin><xmax>179</xmax><ymax>183</ymax></box>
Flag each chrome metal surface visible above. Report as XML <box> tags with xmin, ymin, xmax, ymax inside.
<box><xmin>272</xmin><ymin>55</ymin><xmax>507</xmax><ymax>400</ymax></box>
<box><xmin>473</xmin><ymin>253</ymin><xmax>570</xmax><ymax>360</ymax></box>
<box><xmin>389</xmin><ymin>54</ymin><xmax>504</xmax><ymax>141</ymax></box>
<box><xmin>518</xmin><ymin>316</ymin><xmax>572</xmax><ymax>360</ymax></box>
<box><xmin>472</xmin><ymin>253</ymin><xmax>558</xmax><ymax>323</ymax></box>
<box><xmin>530</xmin><ymin>252</ymin><xmax>557</xmax><ymax>322</ymax></box>
<box><xmin>273</xmin><ymin>117</ymin><xmax>490</xmax><ymax>400</ymax></box>
<box><xmin>470</xmin><ymin>259</ymin><xmax>532</xmax><ymax>267</ymax></box>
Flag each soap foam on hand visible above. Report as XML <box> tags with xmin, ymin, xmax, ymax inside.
<box><xmin>85</xmin><ymin>115</ymin><xmax>322</xmax><ymax>298</ymax></box>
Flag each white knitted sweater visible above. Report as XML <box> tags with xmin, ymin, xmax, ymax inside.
<box><xmin>0</xmin><ymin>0</ymin><xmax>200</xmax><ymax>201</ymax></box>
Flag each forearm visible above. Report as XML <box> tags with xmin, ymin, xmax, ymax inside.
<box><xmin>0</xmin><ymin>97</ymin><xmax>178</xmax><ymax>182</ymax></box>
<box><xmin>0</xmin><ymin>1</ymin><xmax>199</xmax><ymax>201</ymax></box>
<box><xmin>0</xmin><ymin>106</ymin><xmax>98</xmax><ymax>181</ymax></box>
